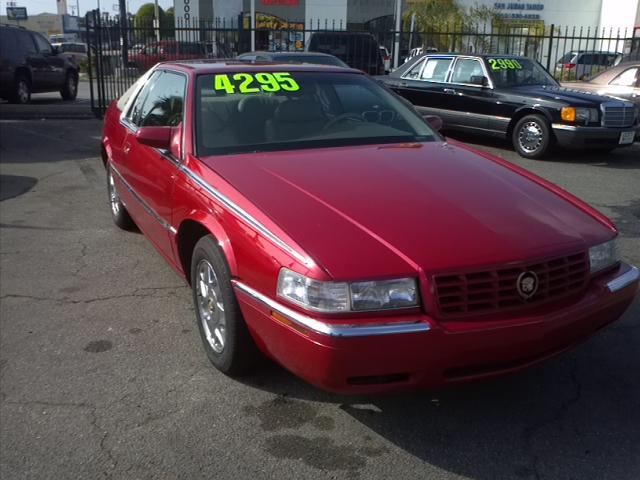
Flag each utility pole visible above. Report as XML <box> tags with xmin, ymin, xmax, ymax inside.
<box><xmin>119</xmin><ymin>0</ymin><xmax>128</xmax><ymax>67</ymax></box>
<box><xmin>154</xmin><ymin>0</ymin><xmax>160</xmax><ymax>42</ymax></box>
<box><xmin>250</xmin><ymin>0</ymin><xmax>255</xmax><ymax>51</ymax></box>
<box><xmin>393</xmin><ymin>0</ymin><xmax>402</xmax><ymax>69</ymax></box>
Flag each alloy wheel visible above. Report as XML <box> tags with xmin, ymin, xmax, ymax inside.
<box><xmin>518</xmin><ymin>121</ymin><xmax>544</xmax><ymax>153</ymax></box>
<box><xmin>196</xmin><ymin>259</ymin><xmax>226</xmax><ymax>354</ymax></box>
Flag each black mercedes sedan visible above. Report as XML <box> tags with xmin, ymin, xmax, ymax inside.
<box><xmin>379</xmin><ymin>54</ymin><xmax>639</xmax><ymax>158</ymax></box>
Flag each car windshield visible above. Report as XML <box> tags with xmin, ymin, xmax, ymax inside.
<box><xmin>486</xmin><ymin>57</ymin><xmax>558</xmax><ymax>88</ymax></box>
<box><xmin>195</xmin><ymin>71</ymin><xmax>436</xmax><ymax>155</ymax></box>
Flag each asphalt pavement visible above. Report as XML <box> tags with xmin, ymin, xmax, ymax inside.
<box><xmin>0</xmin><ymin>119</ymin><xmax>638</xmax><ymax>480</ymax></box>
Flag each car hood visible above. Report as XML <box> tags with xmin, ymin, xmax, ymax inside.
<box><xmin>201</xmin><ymin>142</ymin><xmax>612</xmax><ymax>279</ymax></box>
<box><xmin>503</xmin><ymin>85</ymin><xmax>612</xmax><ymax>106</ymax></box>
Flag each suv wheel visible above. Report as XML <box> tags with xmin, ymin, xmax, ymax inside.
<box><xmin>512</xmin><ymin>114</ymin><xmax>553</xmax><ymax>159</ymax></box>
<box><xmin>60</xmin><ymin>71</ymin><xmax>78</xmax><ymax>100</ymax></box>
<box><xmin>10</xmin><ymin>76</ymin><xmax>31</xmax><ymax>104</ymax></box>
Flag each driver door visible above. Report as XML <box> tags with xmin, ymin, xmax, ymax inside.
<box><xmin>119</xmin><ymin>70</ymin><xmax>187</xmax><ymax>261</ymax></box>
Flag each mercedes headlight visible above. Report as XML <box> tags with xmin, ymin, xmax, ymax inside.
<box><xmin>561</xmin><ymin>107</ymin><xmax>598</xmax><ymax>124</ymax></box>
<box><xmin>277</xmin><ymin>268</ymin><xmax>418</xmax><ymax>313</ymax></box>
<box><xmin>589</xmin><ymin>238</ymin><xmax>620</xmax><ymax>274</ymax></box>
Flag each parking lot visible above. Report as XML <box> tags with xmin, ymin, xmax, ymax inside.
<box><xmin>0</xmin><ymin>117</ymin><xmax>638</xmax><ymax>479</ymax></box>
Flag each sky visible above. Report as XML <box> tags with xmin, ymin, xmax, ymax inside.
<box><xmin>3</xmin><ymin>0</ymin><xmax>173</xmax><ymax>17</ymax></box>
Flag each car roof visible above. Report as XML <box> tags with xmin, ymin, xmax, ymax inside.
<box><xmin>159</xmin><ymin>59</ymin><xmax>361</xmax><ymax>74</ymax></box>
<box><xmin>239</xmin><ymin>51</ymin><xmax>338</xmax><ymax>58</ymax></box>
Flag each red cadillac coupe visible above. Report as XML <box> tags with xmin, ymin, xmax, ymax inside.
<box><xmin>101</xmin><ymin>61</ymin><xmax>638</xmax><ymax>394</ymax></box>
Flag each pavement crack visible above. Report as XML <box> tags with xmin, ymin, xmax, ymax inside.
<box><xmin>1</xmin><ymin>286</ymin><xmax>188</xmax><ymax>306</ymax></box>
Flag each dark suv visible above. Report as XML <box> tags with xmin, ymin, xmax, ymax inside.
<box><xmin>0</xmin><ymin>24</ymin><xmax>79</xmax><ymax>103</ymax></box>
<box><xmin>306</xmin><ymin>32</ymin><xmax>385</xmax><ymax>75</ymax></box>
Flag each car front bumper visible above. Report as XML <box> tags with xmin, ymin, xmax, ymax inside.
<box><xmin>234</xmin><ymin>264</ymin><xmax>639</xmax><ymax>394</ymax></box>
<box><xmin>552</xmin><ymin>123</ymin><xmax>638</xmax><ymax>148</ymax></box>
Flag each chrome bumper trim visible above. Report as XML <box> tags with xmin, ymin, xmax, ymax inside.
<box><xmin>551</xmin><ymin>123</ymin><xmax>578</xmax><ymax>131</ymax></box>
<box><xmin>607</xmin><ymin>266</ymin><xmax>640</xmax><ymax>293</ymax></box>
<box><xmin>232</xmin><ymin>280</ymin><xmax>431</xmax><ymax>337</ymax></box>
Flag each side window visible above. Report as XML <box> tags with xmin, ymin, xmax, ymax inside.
<box><xmin>611</xmin><ymin>67</ymin><xmax>638</xmax><ymax>87</ymax></box>
<box><xmin>138</xmin><ymin>71</ymin><xmax>187</xmax><ymax>127</ymax></box>
<box><xmin>33</xmin><ymin>33</ymin><xmax>52</xmax><ymax>54</ymax></box>
<box><xmin>0</xmin><ymin>28</ymin><xmax>17</xmax><ymax>60</ymax></box>
<box><xmin>420</xmin><ymin>58</ymin><xmax>453</xmax><ymax>82</ymax></box>
<box><xmin>403</xmin><ymin>58</ymin><xmax>425</xmax><ymax>79</ymax></box>
<box><xmin>16</xmin><ymin>30</ymin><xmax>37</xmax><ymax>55</ymax></box>
<box><xmin>577</xmin><ymin>54</ymin><xmax>592</xmax><ymax>65</ymax></box>
<box><xmin>450</xmin><ymin>58</ymin><xmax>484</xmax><ymax>84</ymax></box>
<box><xmin>127</xmin><ymin>71</ymin><xmax>161</xmax><ymax>126</ymax></box>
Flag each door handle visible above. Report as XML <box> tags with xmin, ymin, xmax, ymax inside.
<box><xmin>443</xmin><ymin>88</ymin><xmax>457</xmax><ymax>94</ymax></box>
<box><xmin>399</xmin><ymin>81</ymin><xmax>408</xmax><ymax>87</ymax></box>
<box><xmin>123</xmin><ymin>142</ymin><xmax>131</xmax><ymax>154</ymax></box>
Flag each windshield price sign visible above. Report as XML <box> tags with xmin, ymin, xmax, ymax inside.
<box><xmin>488</xmin><ymin>58</ymin><xmax>523</xmax><ymax>70</ymax></box>
<box><xmin>214</xmin><ymin>72</ymin><xmax>300</xmax><ymax>94</ymax></box>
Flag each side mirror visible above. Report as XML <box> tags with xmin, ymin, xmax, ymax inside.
<box><xmin>136</xmin><ymin>125</ymin><xmax>182</xmax><ymax>158</ymax></box>
<box><xmin>423</xmin><ymin>114</ymin><xmax>443</xmax><ymax>131</ymax></box>
<box><xmin>136</xmin><ymin>126</ymin><xmax>172</xmax><ymax>149</ymax></box>
<box><xmin>470</xmin><ymin>75</ymin><xmax>490</xmax><ymax>87</ymax></box>
<box><xmin>51</xmin><ymin>46</ymin><xmax>59</xmax><ymax>55</ymax></box>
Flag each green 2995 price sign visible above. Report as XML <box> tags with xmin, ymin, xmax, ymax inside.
<box><xmin>214</xmin><ymin>72</ymin><xmax>301</xmax><ymax>94</ymax></box>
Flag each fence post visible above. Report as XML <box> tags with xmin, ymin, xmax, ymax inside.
<box><xmin>85</xmin><ymin>11</ymin><xmax>96</xmax><ymax>117</ymax></box>
<box><xmin>546</xmin><ymin>24</ymin><xmax>554</xmax><ymax>71</ymax></box>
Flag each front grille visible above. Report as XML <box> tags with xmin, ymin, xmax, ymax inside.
<box><xmin>601</xmin><ymin>102</ymin><xmax>636</xmax><ymax>128</ymax></box>
<box><xmin>433</xmin><ymin>252</ymin><xmax>589</xmax><ymax>317</ymax></box>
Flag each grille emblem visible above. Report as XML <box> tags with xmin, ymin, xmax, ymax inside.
<box><xmin>517</xmin><ymin>271</ymin><xmax>539</xmax><ymax>300</ymax></box>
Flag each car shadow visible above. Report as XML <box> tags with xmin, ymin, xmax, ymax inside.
<box><xmin>237</xmin><ymin>304</ymin><xmax>640</xmax><ymax>479</ymax></box>
<box><xmin>444</xmin><ymin>131</ymin><xmax>640</xmax><ymax>169</ymax></box>
<box><xmin>0</xmin><ymin>174</ymin><xmax>37</xmax><ymax>201</ymax></box>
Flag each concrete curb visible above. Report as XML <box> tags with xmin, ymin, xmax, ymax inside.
<box><xmin>0</xmin><ymin>103</ymin><xmax>95</xmax><ymax>120</ymax></box>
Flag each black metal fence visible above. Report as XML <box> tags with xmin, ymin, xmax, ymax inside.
<box><xmin>85</xmin><ymin>11</ymin><xmax>640</xmax><ymax>117</ymax></box>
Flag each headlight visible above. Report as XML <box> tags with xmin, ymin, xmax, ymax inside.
<box><xmin>589</xmin><ymin>238</ymin><xmax>620</xmax><ymax>274</ymax></box>
<box><xmin>561</xmin><ymin>107</ymin><xmax>598</xmax><ymax>123</ymax></box>
<box><xmin>277</xmin><ymin>268</ymin><xmax>418</xmax><ymax>313</ymax></box>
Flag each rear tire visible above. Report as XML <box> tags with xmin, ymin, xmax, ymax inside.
<box><xmin>191</xmin><ymin>235</ymin><xmax>260</xmax><ymax>376</ymax></box>
<box><xmin>107</xmin><ymin>166</ymin><xmax>134</xmax><ymax>230</ymax></box>
<box><xmin>512</xmin><ymin>114</ymin><xmax>553</xmax><ymax>159</ymax></box>
<box><xmin>9</xmin><ymin>75</ymin><xmax>31</xmax><ymax>104</ymax></box>
<box><xmin>60</xmin><ymin>71</ymin><xmax>78</xmax><ymax>100</ymax></box>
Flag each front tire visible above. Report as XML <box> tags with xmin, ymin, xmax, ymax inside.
<box><xmin>512</xmin><ymin>114</ymin><xmax>553</xmax><ymax>159</ymax></box>
<box><xmin>191</xmin><ymin>235</ymin><xmax>259</xmax><ymax>376</ymax></box>
<box><xmin>9</xmin><ymin>75</ymin><xmax>31</xmax><ymax>104</ymax></box>
<box><xmin>60</xmin><ymin>71</ymin><xmax>78</xmax><ymax>100</ymax></box>
<box><xmin>107</xmin><ymin>166</ymin><xmax>134</xmax><ymax>230</ymax></box>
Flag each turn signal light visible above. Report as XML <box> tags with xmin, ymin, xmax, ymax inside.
<box><xmin>561</xmin><ymin>107</ymin><xmax>576</xmax><ymax>122</ymax></box>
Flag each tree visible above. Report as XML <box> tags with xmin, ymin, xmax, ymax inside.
<box><xmin>134</xmin><ymin>3</ymin><xmax>165</xmax><ymax>30</ymax></box>
<box><xmin>162</xmin><ymin>6</ymin><xmax>175</xmax><ymax>38</ymax></box>
<box><xmin>404</xmin><ymin>0</ymin><xmax>503</xmax><ymax>53</ymax></box>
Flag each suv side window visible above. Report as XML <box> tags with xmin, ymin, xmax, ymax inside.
<box><xmin>0</xmin><ymin>28</ymin><xmax>18</xmax><ymax>60</ymax></box>
<box><xmin>137</xmin><ymin>71</ymin><xmax>187</xmax><ymax>127</ymax></box>
<box><xmin>16</xmin><ymin>30</ymin><xmax>37</xmax><ymax>55</ymax></box>
<box><xmin>421</xmin><ymin>58</ymin><xmax>453</xmax><ymax>82</ymax></box>
<box><xmin>450</xmin><ymin>58</ymin><xmax>484</xmax><ymax>84</ymax></box>
<box><xmin>32</xmin><ymin>33</ymin><xmax>52</xmax><ymax>54</ymax></box>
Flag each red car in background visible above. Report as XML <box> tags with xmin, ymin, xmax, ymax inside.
<box><xmin>101</xmin><ymin>61</ymin><xmax>638</xmax><ymax>394</ymax></box>
<box><xmin>128</xmin><ymin>40</ymin><xmax>206</xmax><ymax>72</ymax></box>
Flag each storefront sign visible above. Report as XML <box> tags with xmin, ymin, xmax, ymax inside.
<box><xmin>494</xmin><ymin>2</ymin><xmax>544</xmax><ymax>10</ymax></box>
